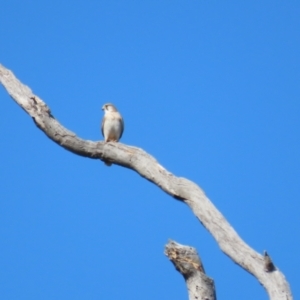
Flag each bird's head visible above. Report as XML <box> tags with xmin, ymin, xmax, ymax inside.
<box><xmin>102</xmin><ymin>103</ymin><xmax>118</xmax><ymax>113</ymax></box>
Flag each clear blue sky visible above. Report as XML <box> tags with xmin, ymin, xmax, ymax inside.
<box><xmin>1</xmin><ymin>1</ymin><xmax>299</xmax><ymax>299</ymax></box>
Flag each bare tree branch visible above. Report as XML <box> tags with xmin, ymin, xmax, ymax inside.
<box><xmin>165</xmin><ymin>240</ymin><xmax>216</xmax><ymax>300</ymax></box>
<box><xmin>0</xmin><ymin>64</ymin><xmax>293</xmax><ymax>300</ymax></box>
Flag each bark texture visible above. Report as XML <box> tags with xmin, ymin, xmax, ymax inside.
<box><xmin>165</xmin><ymin>240</ymin><xmax>216</xmax><ymax>300</ymax></box>
<box><xmin>0</xmin><ymin>64</ymin><xmax>293</xmax><ymax>300</ymax></box>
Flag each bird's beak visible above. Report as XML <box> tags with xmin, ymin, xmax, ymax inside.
<box><xmin>101</xmin><ymin>106</ymin><xmax>104</xmax><ymax>111</ymax></box>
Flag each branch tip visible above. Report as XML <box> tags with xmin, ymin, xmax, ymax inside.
<box><xmin>165</xmin><ymin>240</ymin><xmax>205</xmax><ymax>277</ymax></box>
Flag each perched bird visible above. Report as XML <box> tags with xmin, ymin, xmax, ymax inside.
<box><xmin>101</xmin><ymin>103</ymin><xmax>124</xmax><ymax>166</ymax></box>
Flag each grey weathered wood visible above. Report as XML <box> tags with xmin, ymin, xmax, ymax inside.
<box><xmin>0</xmin><ymin>64</ymin><xmax>293</xmax><ymax>300</ymax></box>
<box><xmin>165</xmin><ymin>240</ymin><xmax>216</xmax><ymax>300</ymax></box>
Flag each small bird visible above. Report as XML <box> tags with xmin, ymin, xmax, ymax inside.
<box><xmin>101</xmin><ymin>103</ymin><xmax>124</xmax><ymax>166</ymax></box>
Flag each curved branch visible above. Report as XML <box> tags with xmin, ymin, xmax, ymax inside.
<box><xmin>0</xmin><ymin>64</ymin><xmax>292</xmax><ymax>300</ymax></box>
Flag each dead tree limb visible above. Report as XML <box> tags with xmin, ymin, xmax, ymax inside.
<box><xmin>0</xmin><ymin>64</ymin><xmax>293</xmax><ymax>300</ymax></box>
<box><xmin>165</xmin><ymin>240</ymin><xmax>216</xmax><ymax>300</ymax></box>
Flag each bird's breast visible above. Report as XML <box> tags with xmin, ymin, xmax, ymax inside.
<box><xmin>103</xmin><ymin>117</ymin><xmax>122</xmax><ymax>142</ymax></box>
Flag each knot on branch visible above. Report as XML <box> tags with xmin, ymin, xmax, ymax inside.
<box><xmin>263</xmin><ymin>251</ymin><xmax>276</xmax><ymax>272</ymax></box>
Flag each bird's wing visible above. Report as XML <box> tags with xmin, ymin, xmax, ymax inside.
<box><xmin>101</xmin><ymin>116</ymin><xmax>105</xmax><ymax>137</ymax></box>
<box><xmin>119</xmin><ymin>115</ymin><xmax>124</xmax><ymax>139</ymax></box>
